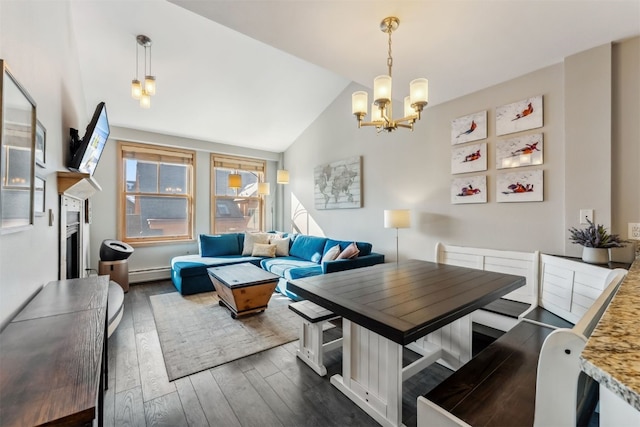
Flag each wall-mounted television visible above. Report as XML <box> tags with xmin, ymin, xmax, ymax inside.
<box><xmin>68</xmin><ymin>102</ymin><xmax>110</xmax><ymax>176</ymax></box>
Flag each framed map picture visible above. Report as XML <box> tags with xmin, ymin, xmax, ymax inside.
<box><xmin>451</xmin><ymin>142</ymin><xmax>487</xmax><ymax>175</ymax></box>
<box><xmin>496</xmin><ymin>169</ymin><xmax>543</xmax><ymax>202</ymax></box>
<box><xmin>496</xmin><ymin>95</ymin><xmax>543</xmax><ymax>136</ymax></box>
<box><xmin>451</xmin><ymin>110</ymin><xmax>487</xmax><ymax>145</ymax></box>
<box><xmin>496</xmin><ymin>133</ymin><xmax>543</xmax><ymax>169</ymax></box>
<box><xmin>314</xmin><ymin>156</ymin><xmax>362</xmax><ymax>209</ymax></box>
<box><xmin>451</xmin><ymin>175</ymin><xmax>487</xmax><ymax>204</ymax></box>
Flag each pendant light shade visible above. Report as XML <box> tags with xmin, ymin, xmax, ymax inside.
<box><xmin>277</xmin><ymin>169</ymin><xmax>289</xmax><ymax>184</ymax></box>
<box><xmin>258</xmin><ymin>182</ymin><xmax>270</xmax><ymax>196</ymax></box>
<box><xmin>228</xmin><ymin>173</ymin><xmax>242</xmax><ymax>189</ymax></box>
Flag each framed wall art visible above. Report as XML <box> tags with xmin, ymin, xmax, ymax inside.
<box><xmin>35</xmin><ymin>119</ymin><xmax>46</xmax><ymax>167</ymax></box>
<box><xmin>1</xmin><ymin>59</ymin><xmax>36</xmax><ymax>232</ymax></box>
<box><xmin>451</xmin><ymin>142</ymin><xmax>487</xmax><ymax>174</ymax></box>
<box><xmin>451</xmin><ymin>110</ymin><xmax>487</xmax><ymax>145</ymax></box>
<box><xmin>496</xmin><ymin>133</ymin><xmax>543</xmax><ymax>169</ymax></box>
<box><xmin>496</xmin><ymin>95</ymin><xmax>543</xmax><ymax>136</ymax></box>
<box><xmin>496</xmin><ymin>169</ymin><xmax>543</xmax><ymax>203</ymax></box>
<box><xmin>314</xmin><ymin>155</ymin><xmax>362</xmax><ymax>209</ymax></box>
<box><xmin>451</xmin><ymin>175</ymin><xmax>487</xmax><ymax>204</ymax></box>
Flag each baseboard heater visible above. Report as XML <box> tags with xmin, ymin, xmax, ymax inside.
<box><xmin>129</xmin><ymin>266</ymin><xmax>171</xmax><ymax>284</ymax></box>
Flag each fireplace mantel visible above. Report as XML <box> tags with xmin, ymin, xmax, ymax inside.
<box><xmin>57</xmin><ymin>171</ymin><xmax>101</xmax><ymax>200</ymax></box>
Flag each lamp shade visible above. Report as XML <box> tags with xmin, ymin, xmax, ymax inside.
<box><xmin>277</xmin><ymin>169</ymin><xmax>289</xmax><ymax>184</ymax></box>
<box><xmin>384</xmin><ymin>209</ymin><xmax>411</xmax><ymax>229</ymax></box>
<box><xmin>131</xmin><ymin>79</ymin><xmax>142</xmax><ymax>99</ymax></box>
<box><xmin>410</xmin><ymin>78</ymin><xmax>428</xmax><ymax>105</ymax></box>
<box><xmin>257</xmin><ymin>182</ymin><xmax>270</xmax><ymax>196</ymax></box>
<box><xmin>374</xmin><ymin>75</ymin><xmax>392</xmax><ymax>104</ymax></box>
<box><xmin>352</xmin><ymin>91</ymin><xmax>368</xmax><ymax>115</ymax></box>
<box><xmin>140</xmin><ymin>92</ymin><xmax>151</xmax><ymax>109</ymax></box>
<box><xmin>228</xmin><ymin>173</ymin><xmax>242</xmax><ymax>189</ymax></box>
<box><xmin>145</xmin><ymin>75</ymin><xmax>156</xmax><ymax>95</ymax></box>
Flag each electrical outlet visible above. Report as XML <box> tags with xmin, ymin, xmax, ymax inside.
<box><xmin>580</xmin><ymin>209</ymin><xmax>593</xmax><ymax>224</ymax></box>
<box><xmin>629</xmin><ymin>223</ymin><xmax>640</xmax><ymax>240</ymax></box>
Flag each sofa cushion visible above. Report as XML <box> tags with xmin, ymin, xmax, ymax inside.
<box><xmin>252</xmin><ymin>243</ymin><xmax>276</xmax><ymax>257</ymax></box>
<box><xmin>337</xmin><ymin>242</ymin><xmax>360</xmax><ymax>259</ymax></box>
<box><xmin>269</xmin><ymin>236</ymin><xmax>290</xmax><ymax>256</ymax></box>
<box><xmin>261</xmin><ymin>257</ymin><xmax>319</xmax><ymax>278</ymax></box>
<box><xmin>242</xmin><ymin>232</ymin><xmax>270</xmax><ymax>256</ymax></box>
<box><xmin>323</xmin><ymin>239</ymin><xmax>373</xmax><ymax>257</ymax></box>
<box><xmin>289</xmin><ymin>235</ymin><xmax>327</xmax><ymax>263</ymax></box>
<box><xmin>199</xmin><ymin>233</ymin><xmax>241</xmax><ymax>257</ymax></box>
<box><xmin>321</xmin><ymin>244</ymin><xmax>341</xmax><ymax>262</ymax></box>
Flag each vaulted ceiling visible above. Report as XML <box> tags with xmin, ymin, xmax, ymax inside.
<box><xmin>70</xmin><ymin>1</ymin><xmax>640</xmax><ymax>153</ymax></box>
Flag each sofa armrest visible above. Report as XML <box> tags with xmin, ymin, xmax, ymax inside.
<box><xmin>322</xmin><ymin>253</ymin><xmax>385</xmax><ymax>274</ymax></box>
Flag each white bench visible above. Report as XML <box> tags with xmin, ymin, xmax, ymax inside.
<box><xmin>418</xmin><ymin>248</ymin><xmax>627</xmax><ymax>427</ymax></box>
<box><xmin>288</xmin><ymin>300</ymin><xmax>342</xmax><ymax>376</ymax></box>
<box><xmin>435</xmin><ymin>242</ymin><xmax>539</xmax><ymax>332</ymax></box>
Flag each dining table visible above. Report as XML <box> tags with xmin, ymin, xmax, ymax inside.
<box><xmin>288</xmin><ymin>259</ymin><xmax>525</xmax><ymax>427</ymax></box>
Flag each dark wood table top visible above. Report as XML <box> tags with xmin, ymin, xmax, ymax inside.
<box><xmin>288</xmin><ymin>259</ymin><xmax>525</xmax><ymax>345</ymax></box>
<box><xmin>12</xmin><ymin>275</ymin><xmax>109</xmax><ymax>322</ymax></box>
<box><xmin>207</xmin><ymin>262</ymin><xmax>279</xmax><ymax>288</ymax></box>
<box><xmin>0</xmin><ymin>276</ymin><xmax>108</xmax><ymax>427</ymax></box>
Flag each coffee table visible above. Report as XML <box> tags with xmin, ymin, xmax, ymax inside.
<box><xmin>207</xmin><ymin>263</ymin><xmax>280</xmax><ymax>318</ymax></box>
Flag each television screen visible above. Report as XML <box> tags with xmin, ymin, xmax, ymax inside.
<box><xmin>69</xmin><ymin>102</ymin><xmax>110</xmax><ymax>176</ymax></box>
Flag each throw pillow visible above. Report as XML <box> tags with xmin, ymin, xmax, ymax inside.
<box><xmin>252</xmin><ymin>243</ymin><xmax>277</xmax><ymax>258</ymax></box>
<box><xmin>269</xmin><ymin>236</ymin><xmax>290</xmax><ymax>257</ymax></box>
<box><xmin>199</xmin><ymin>233</ymin><xmax>240</xmax><ymax>257</ymax></box>
<box><xmin>321</xmin><ymin>244</ymin><xmax>341</xmax><ymax>262</ymax></box>
<box><xmin>336</xmin><ymin>242</ymin><xmax>360</xmax><ymax>259</ymax></box>
<box><xmin>242</xmin><ymin>232</ymin><xmax>270</xmax><ymax>256</ymax></box>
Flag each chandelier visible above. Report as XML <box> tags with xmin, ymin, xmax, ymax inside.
<box><xmin>131</xmin><ymin>35</ymin><xmax>157</xmax><ymax>109</ymax></box>
<box><xmin>352</xmin><ymin>17</ymin><xmax>428</xmax><ymax>132</ymax></box>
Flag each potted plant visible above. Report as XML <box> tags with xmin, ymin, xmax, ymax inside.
<box><xmin>568</xmin><ymin>219</ymin><xmax>626</xmax><ymax>264</ymax></box>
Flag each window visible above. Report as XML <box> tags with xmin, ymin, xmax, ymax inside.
<box><xmin>211</xmin><ymin>155</ymin><xmax>265</xmax><ymax>234</ymax></box>
<box><xmin>118</xmin><ymin>141</ymin><xmax>195</xmax><ymax>244</ymax></box>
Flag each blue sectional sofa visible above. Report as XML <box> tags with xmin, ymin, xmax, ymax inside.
<box><xmin>170</xmin><ymin>232</ymin><xmax>385</xmax><ymax>297</ymax></box>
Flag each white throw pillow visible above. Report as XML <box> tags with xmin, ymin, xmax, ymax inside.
<box><xmin>321</xmin><ymin>244</ymin><xmax>341</xmax><ymax>263</ymax></box>
<box><xmin>269</xmin><ymin>236</ymin><xmax>290</xmax><ymax>257</ymax></box>
<box><xmin>242</xmin><ymin>232</ymin><xmax>270</xmax><ymax>256</ymax></box>
<box><xmin>252</xmin><ymin>243</ymin><xmax>277</xmax><ymax>257</ymax></box>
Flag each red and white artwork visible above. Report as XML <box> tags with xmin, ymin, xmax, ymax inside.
<box><xmin>452</xmin><ymin>142</ymin><xmax>487</xmax><ymax>174</ymax></box>
<box><xmin>451</xmin><ymin>110</ymin><xmax>487</xmax><ymax>145</ymax></box>
<box><xmin>496</xmin><ymin>95</ymin><xmax>543</xmax><ymax>136</ymax></box>
<box><xmin>451</xmin><ymin>175</ymin><xmax>487</xmax><ymax>204</ymax></box>
<box><xmin>496</xmin><ymin>133</ymin><xmax>544</xmax><ymax>169</ymax></box>
<box><xmin>496</xmin><ymin>169</ymin><xmax>543</xmax><ymax>202</ymax></box>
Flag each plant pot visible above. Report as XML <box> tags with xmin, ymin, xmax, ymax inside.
<box><xmin>582</xmin><ymin>247</ymin><xmax>609</xmax><ymax>264</ymax></box>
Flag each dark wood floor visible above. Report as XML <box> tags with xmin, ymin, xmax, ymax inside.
<box><xmin>103</xmin><ymin>280</ymin><xmax>465</xmax><ymax>426</ymax></box>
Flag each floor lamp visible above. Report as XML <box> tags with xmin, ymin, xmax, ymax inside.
<box><xmin>384</xmin><ymin>209</ymin><xmax>411</xmax><ymax>264</ymax></box>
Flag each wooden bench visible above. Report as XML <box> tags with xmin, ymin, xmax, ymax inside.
<box><xmin>417</xmin><ymin>264</ymin><xmax>627</xmax><ymax>426</ymax></box>
<box><xmin>288</xmin><ymin>300</ymin><xmax>342</xmax><ymax>376</ymax></box>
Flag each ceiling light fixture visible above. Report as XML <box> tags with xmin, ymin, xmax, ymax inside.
<box><xmin>352</xmin><ymin>17</ymin><xmax>428</xmax><ymax>133</ymax></box>
<box><xmin>131</xmin><ymin>34</ymin><xmax>156</xmax><ymax>109</ymax></box>
<box><xmin>228</xmin><ymin>172</ymin><xmax>242</xmax><ymax>190</ymax></box>
<box><xmin>276</xmin><ymin>169</ymin><xmax>289</xmax><ymax>185</ymax></box>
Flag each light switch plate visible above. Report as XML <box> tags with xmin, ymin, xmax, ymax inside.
<box><xmin>580</xmin><ymin>209</ymin><xmax>593</xmax><ymax>224</ymax></box>
<box><xmin>629</xmin><ymin>223</ymin><xmax>640</xmax><ymax>240</ymax></box>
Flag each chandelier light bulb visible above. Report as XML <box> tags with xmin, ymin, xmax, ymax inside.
<box><xmin>145</xmin><ymin>75</ymin><xmax>156</xmax><ymax>96</ymax></box>
<box><xmin>140</xmin><ymin>92</ymin><xmax>151</xmax><ymax>109</ymax></box>
<box><xmin>131</xmin><ymin>79</ymin><xmax>142</xmax><ymax>99</ymax></box>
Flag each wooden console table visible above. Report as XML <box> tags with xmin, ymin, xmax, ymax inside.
<box><xmin>0</xmin><ymin>276</ymin><xmax>109</xmax><ymax>426</ymax></box>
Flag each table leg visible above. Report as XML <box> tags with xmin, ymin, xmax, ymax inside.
<box><xmin>330</xmin><ymin>319</ymin><xmax>405</xmax><ymax>427</ymax></box>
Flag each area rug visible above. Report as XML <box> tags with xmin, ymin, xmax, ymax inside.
<box><xmin>150</xmin><ymin>291</ymin><xmax>301</xmax><ymax>381</ymax></box>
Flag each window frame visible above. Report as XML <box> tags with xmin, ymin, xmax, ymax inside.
<box><xmin>117</xmin><ymin>141</ymin><xmax>196</xmax><ymax>246</ymax></box>
<box><xmin>211</xmin><ymin>154</ymin><xmax>266</xmax><ymax>234</ymax></box>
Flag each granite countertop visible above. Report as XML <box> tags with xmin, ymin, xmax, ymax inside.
<box><xmin>580</xmin><ymin>255</ymin><xmax>640</xmax><ymax>410</ymax></box>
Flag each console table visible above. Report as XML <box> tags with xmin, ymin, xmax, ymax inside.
<box><xmin>0</xmin><ymin>275</ymin><xmax>109</xmax><ymax>426</ymax></box>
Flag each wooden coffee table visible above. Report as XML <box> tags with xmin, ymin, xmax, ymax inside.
<box><xmin>207</xmin><ymin>263</ymin><xmax>280</xmax><ymax>318</ymax></box>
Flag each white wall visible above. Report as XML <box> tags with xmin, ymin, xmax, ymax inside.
<box><xmin>0</xmin><ymin>1</ymin><xmax>87</xmax><ymax>328</ymax></box>
<box><xmin>283</xmin><ymin>40</ymin><xmax>639</xmax><ymax>263</ymax></box>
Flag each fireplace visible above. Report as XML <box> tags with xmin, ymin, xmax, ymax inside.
<box><xmin>59</xmin><ymin>195</ymin><xmax>84</xmax><ymax>280</ymax></box>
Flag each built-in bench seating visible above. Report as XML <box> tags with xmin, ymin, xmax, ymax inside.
<box><xmin>418</xmin><ymin>245</ymin><xmax>628</xmax><ymax>427</ymax></box>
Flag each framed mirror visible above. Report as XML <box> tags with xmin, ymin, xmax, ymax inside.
<box><xmin>1</xmin><ymin>59</ymin><xmax>36</xmax><ymax>233</ymax></box>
